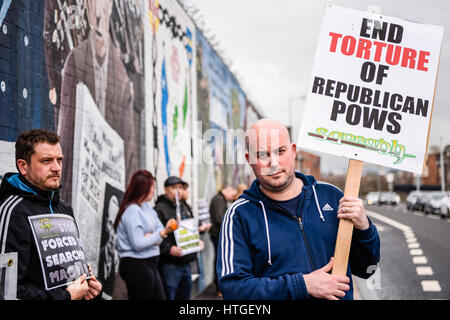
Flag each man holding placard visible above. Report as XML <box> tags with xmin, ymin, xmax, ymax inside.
<box><xmin>217</xmin><ymin>119</ymin><xmax>380</xmax><ymax>300</ymax></box>
<box><xmin>155</xmin><ymin>176</ymin><xmax>203</xmax><ymax>300</ymax></box>
<box><xmin>0</xmin><ymin>129</ymin><xmax>102</xmax><ymax>300</ymax></box>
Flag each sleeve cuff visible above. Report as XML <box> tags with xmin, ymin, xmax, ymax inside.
<box><xmin>291</xmin><ymin>273</ymin><xmax>309</xmax><ymax>300</ymax></box>
<box><xmin>353</xmin><ymin>217</ymin><xmax>376</xmax><ymax>241</ymax></box>
<box><xmin>64</xmin><ymin>289</ymin><xmax>72</xmax><ymax>300</ymax></box>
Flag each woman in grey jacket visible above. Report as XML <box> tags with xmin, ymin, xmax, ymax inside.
<box><xmin>114</xmin><ymin>170</ymin><xmax>176</xmax><ymax>300</ymax></box>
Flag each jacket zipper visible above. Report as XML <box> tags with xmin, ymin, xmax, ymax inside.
<box><xmin>48</xmin><ymin>192</ymin><xmax>55</xmax><ymax>214</ymax></box>
<box><xmin>298</xmin><ymin>197</ymin><xmax>316</xmax><ymax>271</ymax></box>
<box><xmin>267</xmin><ymin>198</ymin><xmax>316</xmax><ymax>271</ymax></box>
<box><xmin>298</xmin><ymin>217</ymin><xmax>315</xmax><ymax>271</ymax></box>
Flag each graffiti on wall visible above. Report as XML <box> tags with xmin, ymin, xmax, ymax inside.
<box><xmin>0</xmin><ymin>0</ymin><xmax>259</xmax><ymax>298</ymax></box>
<box><xmin>145</xmin><ymin>0</ymin><xmax>195</xmax><ymax>196</ymax></box>
<box><xmin>0</xmin><ymin>0</ymin><xmax>144</xmax><ymax>298</ymax></box>
<box><xmin>196</xmin><ymin>30</ymin><xmax>247</xmax><ymax>202</ymax></box>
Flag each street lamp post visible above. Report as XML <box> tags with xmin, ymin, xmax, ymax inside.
<box><xmin>440</xmin><ymin>137</ymin><xmax>446</xmax><ymax>191</ymax></box>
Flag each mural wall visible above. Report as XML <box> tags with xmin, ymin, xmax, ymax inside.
<box><xmin>144</xmin><ymin>0</ymin><xmax>195</xmax><ymax>196</ymax></box>
<box><xmin>196</xmin><ymin>30</ymin><xmax>247</xmax><ymax>204</ymax></box>
<box><xmin>0</xmin><ymin>0</ymin><xmax>261</xmax><ymax>298</ymax></box>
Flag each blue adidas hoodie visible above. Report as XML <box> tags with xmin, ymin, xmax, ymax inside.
<box><xmin>217</xmin><ymin>172</ymin><xmax>380</xmax><ymax>300</ymax></box>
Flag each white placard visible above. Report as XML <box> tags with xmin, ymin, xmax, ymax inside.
<box><xmin>0</xmin><ymin>252</ymin><xmax>17</xmax><ymax>300</ymax></box>
<box><xmin>297</xmin><ymin>5</ymin><xmax>443</xmax><ymax>174</ymax></box>
<box><xmin>174</xmin><ymin>218</ymin><xmax>201</xmax><ymax>256</ymax></box>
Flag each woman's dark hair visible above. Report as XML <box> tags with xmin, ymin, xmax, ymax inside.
<box><xmin>114</xmin><ymin>170</ymin><xmax>155</xmax><ymax>231</ymax></box>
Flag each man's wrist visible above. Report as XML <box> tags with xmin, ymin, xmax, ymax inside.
<box><xmin>355</xmin><ymin>217</ymin><xmax>370</xmax><ymax>230</ymax></box>
<box><xmin>65</xmin><ymin>288</ymin><xmax>73</xmax><ymax>300</ymax></box>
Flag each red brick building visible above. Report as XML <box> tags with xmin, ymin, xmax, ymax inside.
<box><xmin>296</xmin><ymin>151</ymin><xmax>321</xmax><ymax>180</ymax></box>
<box><xmin>422</xmin><ymin>153</ymin><xmax>440</xmax><ymax>185</ymax></box>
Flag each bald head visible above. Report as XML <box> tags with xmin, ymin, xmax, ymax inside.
<box><xmin>249</xmin><ymin>119</ymin><xmax>289</xmax><ymax>132</ymax></box>
<box><xmin>250</xmin><ymin>119</ymin><xmax>290</xmax><ymax>139</ymax></box>
<box><xmin>245</xmin><ymin>119</ymin><xmax>297</xmax><ymax>194</ymax></box>
<box><xmin>246</xmin><ymin>119</ymin><xmax>292</xmax><ymax>155</ymax></box>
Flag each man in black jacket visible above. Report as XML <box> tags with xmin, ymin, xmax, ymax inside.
<box><xmin>0</xmin><ymin>129</ymin><xmax>102</xmax><ymax>300</ymax></box>
<box><xmin>208</xmin><ymin>185</ymin><xmax>236</xmax><ymax>296</ymax></box>
<box><xmin>155</xmin><ymin>176</ymin><xmax>202</xmax><ymax>300</ymax></box>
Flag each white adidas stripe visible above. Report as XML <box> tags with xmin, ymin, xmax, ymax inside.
<box><xmin>221</xmin><ymin>198</ymin><xmax>249</xmax><ymax>277</ymax></box>
<box><xmin>0</xmin><ymin>196</ymin><xmax>24</xmax><ymax>254</ymax></box>
<box><xmin>228</xmin><ymin>201</ymin><xmax>249</xmax><ymax>275</ymax></box>
<box><xmin>222</xmin><ymin>199</ymin><xmax>245</xmax><ymax>277</ymax></box>
<box><xmin>316</xmin><ymin>181</ymin><xmax>343</xmax><ymax>193</ymax></box>
<box><xmin>221</xmin><ymin>199</ymin><xmax>245</xmax><ymax>277</ymax></box>
<box><xmin>0</xmin><ymin>196</ymin><xmax>18</xmax><ymax>243</ymax></box>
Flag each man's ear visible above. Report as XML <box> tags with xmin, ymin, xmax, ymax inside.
<box><xmin>292</xmin><ymin>143</ymin><xmax>297</xmax><ymax>158</ymax></box>
<box><xmin>16</xmin><ymin>159</ymin><xmax>28</xmax><ymax>176</ymax></box>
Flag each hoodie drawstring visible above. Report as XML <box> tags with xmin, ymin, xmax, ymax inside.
<box><xmin>258</xmin><ymin>187</ymin><xmax>324</xmax><ymax>267</ymax></box>
<box><xmin>312</xmin><ymin>185</ymin><xmax>325</xmax><ymax>222</ymax></box>
<box><xmin>259</xmin><ymin>201</ymin><xmax>272</xmax><ymax>266</ymax></box>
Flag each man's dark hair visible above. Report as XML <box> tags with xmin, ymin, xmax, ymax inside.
<box><xmin>15</xmin><ymin>129</ymin><xmax>61</xmax><ymax>171</ymax></box>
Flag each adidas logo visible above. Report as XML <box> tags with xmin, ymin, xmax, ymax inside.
<box><xmin>322</xmin><ymin>203</ymin><xmax>334</xmax><ymax>211</ymax></box>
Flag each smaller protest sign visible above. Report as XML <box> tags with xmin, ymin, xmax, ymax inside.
<box><xmin>28</xmin><ymin>214</ymin><xmax>90</xmax><ymax>290</ymax></box>
<box><xmin>197</xmin><ymin>198</ymin><xmax>210</xmax><ymax>225</ymax></box>
<box><xmin>0</xmin><ymin>252</ymin><xmax>17</xmax><ymax>300</ymax></box>
<box><xmin>174</xmin><ymin>218</ymin><xmax>201</xmax><ymax>256</ymax></box>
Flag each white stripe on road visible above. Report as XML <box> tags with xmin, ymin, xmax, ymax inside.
<box><xmin>413</xmin><ymin>256</ymin><xmax>428</xmax><ymax>264</ymax></box>
<box><xmin>408</xmin><ymin>242</ymin><xmax>420</xmax><ymax>249</ymax></box>
<box><xmin>366</xmin><ymin>210</ymin><xmax>411</xmax><ymax>232</ymax></box>
<box><xmin>404</xmin><ymin>231</ymin><xmax>415</xmax><ymax>239</ymax></box>
<box><xmin>366</xmin><ymin>210</ymin><xmax>442</xmax><ymax>295</ymax></box>
<box><xmin>416</xmin><ymin>266</ymin><xmax>434</xmax><ymax>276</ymax></box>
<box><xmin>421</xmin><ymin>280</ymin><xmax>442</xmax><ymax>292</ymax></box>
<box><xmin>373</xmin><ymin>224</ymin><xmax>385</xmax><ymax>232</ymax></box>
<box><xmin>410</xmin><ymin>249</ymin><xmax>424</xmax><ymax>256</ymax></box>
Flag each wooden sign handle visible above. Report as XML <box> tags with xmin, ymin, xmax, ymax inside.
<box><xmin>331</xmin><ymin>159</ymin><xmax>363</xmax><ymax>276</ymax></box>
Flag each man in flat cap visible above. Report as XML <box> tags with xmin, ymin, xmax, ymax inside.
<box><xmin>155</xmin><ymin>176</ymin><xmax>199</xmax><ymax>300</ymax></box>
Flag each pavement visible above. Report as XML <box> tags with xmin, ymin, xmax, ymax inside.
<box><xmin>193</xmin><ymin>283</ymin><xmax>223</xmax><ymax>300</ymax></box>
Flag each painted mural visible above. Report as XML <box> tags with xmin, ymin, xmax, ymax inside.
<box><xmin>195</xmin><ymin>29</ymin><xmax>247</xmax><ymax>204</ymax></box>
<box><xmin>0</xmin><ymin>0</ymin><xmax>260</xmax><ymax>299</ymax></box>
<box><xmin>145</xmin><ymin>0</ymin><xmax>195</xmax><ymax>196</ymax></box>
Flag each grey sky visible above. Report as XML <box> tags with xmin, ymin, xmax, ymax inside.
<box><xmin>185</xmin><ymin>0</ymin><xmax>450</xmax><ymax>174</ymax></box>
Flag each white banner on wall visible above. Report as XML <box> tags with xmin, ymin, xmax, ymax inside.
<box><xmin>72</xmin><ymin>83</ymin><xmax>125</xmax><ymax>269</ymax></box>
<box><xmin>0</xmin><ymin>141</ymin><xmax>16</xmax><ymax>180</ymax></box>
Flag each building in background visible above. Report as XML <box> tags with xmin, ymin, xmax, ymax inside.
<box><xmin>296</xmin><ymin>150</ymin><xmax>321</xmax><ymax>180</ymax></box>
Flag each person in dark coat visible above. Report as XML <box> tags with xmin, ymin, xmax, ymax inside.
<box><xmin>154</xmin><ymin>176</ymin><xmax>200</xmax><ymax>300</ymax></box>
<box><xmin>208</xmin><ymin>185</ymin><xmax>236</xmax><ymax>296</ymax></box>
<box><xmin>0</xmin><ymin>129</ymin><xmax>102</xmax><ymax>300</ymax></box>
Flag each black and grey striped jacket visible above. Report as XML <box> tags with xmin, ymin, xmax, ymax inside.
<box><xmin>0</xmin><ymin>172</ymin><xmax>73</xmax><ymax>300</ymax></box>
